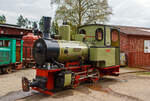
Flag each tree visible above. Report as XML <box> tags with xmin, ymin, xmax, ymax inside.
<box><xmin>0</xmin><ymin>15</ymin><xmax>6</xmax><ymax>24</ymax></box>
<box><xmin>32</xmin><ymin>21</ymin><xmax>40</xmax><ymax>35</ymax></box>
<box><xmin>17</xmin><ymin>15</ymin><xmax>27</xmax><ymax>27</ymax></box>
<box><xmin>17</xmin><ymin>15</ymin><xmax>33</xmax><ymax>29</ymax></box>
<box><xmin>32</xmin><ymin>21</ymin><xmax>38</xmax><ymax>30</ymax></box>
<box><xmin>39</xmin><ymin>16</ymin><xmax>44</xmax><ymax>32</ymax></box>
<box><xmin>51</xmin><ymin>0</ymin><xmax>112</xmax><ymax>26</ymax></box>
<box><xmin>51</xmin><ymin>20</ymin><xmax>59</xmax><ymax>35</ymax></box>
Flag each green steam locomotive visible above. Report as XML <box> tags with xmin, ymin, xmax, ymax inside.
<box><xmin>22</xmin><ymin>17</ymin><xmax>120</xmax><ymax>95</ymax></box>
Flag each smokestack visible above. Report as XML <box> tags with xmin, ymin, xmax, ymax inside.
<box><xmin>43</xmin><ymin>16</ymin><xmax>51</xmax><ymax>39</ymax></box>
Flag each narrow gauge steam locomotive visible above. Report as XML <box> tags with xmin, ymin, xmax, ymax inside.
<box><xmin>22</xmin><ymin>17</ymin><xmax>120</xmax><ymax>95</ymax></box>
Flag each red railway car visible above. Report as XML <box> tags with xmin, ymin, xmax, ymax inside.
<box><xmin>0</xmin><ymin>24</ymin><xmax>41</xmax><ymax>74</ymax></box>
<box><xmin>23</xmin><ymin>33</ymin><xmax>39</xmax><ymax>68</ymax></box>
<box><xmin>0</xmin><ymin>24</ymin><xmax>32</xmax><ymax>74</ymax></box>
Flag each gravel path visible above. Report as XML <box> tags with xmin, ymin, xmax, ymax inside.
<box><xmin>0</xmin><ymin>68</ymin><xmax>150</xmax><ymax>101</ymax></box>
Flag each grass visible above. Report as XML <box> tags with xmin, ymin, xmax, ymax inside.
<box><xmin>121</xmin><ymin>66</ymin><xmax>142</xmax><ymax>70</ymax></box>
<box><xmin>136</xmin><ymin>72</ymin><xmax>150</xmax><ymax>76</ymax></box>
<box><xmin>121</xmin><ymin>66</ymin><xmax>150</xmax><ymax>76</ymax></box>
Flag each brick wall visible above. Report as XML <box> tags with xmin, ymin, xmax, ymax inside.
<box><xmin>120</xmin><ymin>33</ymin><xmax>128</xmax><ymax>53</ymax></box>
<box><xmin>120</xmin><ymin>34</ymin><xmax>150</xmax><ymax>67</ymax></box>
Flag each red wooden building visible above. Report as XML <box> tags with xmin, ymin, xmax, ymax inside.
<box><xmin>118</xmin><ymin>25</ymin><xmax>150</xmax><ymax>67</ymax></box>
<box><xmin>0</xmin><ymin>24</ymin><xmax>34</xmax><ymax>71</ymax></box>
<box><xmin>0</xmin><ymin>24</ymin><xmax>32</xmax><ymax>37</ymax></box>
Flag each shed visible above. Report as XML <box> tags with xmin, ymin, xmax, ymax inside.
<box><xmin>116</xmin><ymin>25</ymin><xmax>150</xmax><ymax>67</ymax></box>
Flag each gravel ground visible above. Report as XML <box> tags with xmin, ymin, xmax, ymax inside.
<box><xmin>0</xmin><ymin>68</ymin><xmax>150</xmax><ymax>101</ymax></box>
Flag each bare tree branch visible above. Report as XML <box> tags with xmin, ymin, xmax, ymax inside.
<box><xmin>52</xmin><ymin>0</ymin><xmax>112</xmax><ymax>26</ymax></box>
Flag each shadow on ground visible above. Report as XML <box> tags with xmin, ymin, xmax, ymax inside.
<box><xmin>0</xmin><ymin>77</ymin><xmax>120</xmax><ymax>101</ymax></box>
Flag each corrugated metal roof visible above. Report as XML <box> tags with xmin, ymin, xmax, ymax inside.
<box><xmin>0</xmin><ymin>23</ymin><xmax>32</xmax><ymax>31</ymax></box>
<box><xmin>0</xmin><ymin>23</ymin><xmax>20</xmax><ymax>27</ymax></box>
<box><xmin>115</xmin><ymin>25</ymin><xmax>150</xmax><ymax>36</ymax></box>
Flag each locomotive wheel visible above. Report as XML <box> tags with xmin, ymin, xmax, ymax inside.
<box><xmin>22</xmin><ymin>77</ymin><xmax>30</xmax><ymax>92</ymax></box>
<box><xmin>5</xmin><ymin>67</ymin><xmax>12</xmax><ymax>74</ymax></box>
<box><xmin>3</xmin><ymin>67</ymin><xmax>12</xmax><ymax>74</ymax></box>
<box><xmin>25</xmin><ymin>64</ymin><xmax>30</xmax><ymax>68</ymax></box>
<box><xmin>71</xmin><ymin>80</ymin><xmax>80</xmax><ymax>88</ymax></box>
<box><xmin>71</xmin><ymin>74</ymin><xmax>80</xmax><ymax>88</ymax></box>
<box><xmin>88</xmin><ymin>68</ymin><xmax>100</xmax><ymax>83</ymax></box>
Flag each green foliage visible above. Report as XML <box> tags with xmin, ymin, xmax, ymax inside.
<box><xmin>39</xmin><ymin>16</ymin><xmax>44</xmax><ymax>32</ymax></box>
<box><xmin>51</xmin><ymin>0</ymin><xmax>112</xmax><ymax>26</ymax></box>
<box><xmin>137</xmin><ymin>72</ymin><xmax>150</xmax><ymax>76</ymax></box>
<box><xmin>32</xmin><ymin>21</ymin><xmax>38</xmax><ymax>29</ymax></box>
<box><xmin>0</xmin><ymin>14</ymin><xmax>6</xmax><ymax>24</ymax></box>
<box><xmin>17</xmin><ymin>15</ymin><xmax>27</xmax><ymax>27</ymax></box>
<box><xmin>51</xmin><ymin>20</ymin><xmax>59</xmax><ymax>35</ymax></box>
<box><xmin>17</xmin><ymin>15</ymin><xmax>34</xmax><ymax>29</ymax></box>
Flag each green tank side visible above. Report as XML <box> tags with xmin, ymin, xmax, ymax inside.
<box><xmin>90</xmin><ymin>48</ymin><xmax>119</xmax><ymax>68</ymax></box>
<box><xmin>57</xmin><ymin>40</ymin><xmax>88</xmax><ymax>63</ymax></box>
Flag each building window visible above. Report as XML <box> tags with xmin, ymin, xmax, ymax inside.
<box><xmin>0</xmin><ymin>40</ymin><xmax>10</xmax><ymax>47</ymax></box>
<box><xmin>79</xmin><ymin>29</ymin><xmax>86</xmax><ymax>34</ymax></box>
<box><xmin>144</xmin><ymin>40</ymin><xmax>150</xmax><ymax>53</ymax></box>
<box><xmin>95</xmin><ymin>28</ymin><xmax>103</xmax><ymax>41</ymax></box>
<box><xmin>5</xmin><ymin>40</ymin><xmax>10</xmax><ymax>47</ymax></box>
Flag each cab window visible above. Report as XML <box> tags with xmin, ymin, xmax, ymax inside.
<box><xmin>95</xmin><ymin>28</ymin><xmax>103</xmax><ymax>41</ymax></box>
<box><xmin>79</xmin><ymin>29</ymin><xmax>86</xmax><ymax>34</ymax></box>
<box><xmin>111</xmin><ymin>29</ymin><xmax>119</xmax><ymax>42</ymax></box>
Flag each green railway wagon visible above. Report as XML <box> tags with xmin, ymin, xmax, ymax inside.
<box><xmin>0</xmin><ymin>38</ymin><xmax>23</xmax><ymax>74</ymax></box>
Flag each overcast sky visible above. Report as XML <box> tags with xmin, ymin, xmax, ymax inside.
<box><xmin>0</xmin><ymin>0</ymin><xmax>150</xmax><ymax>27</ymax></box>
